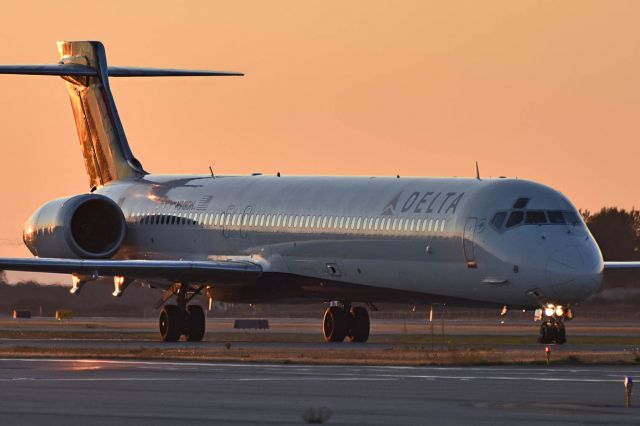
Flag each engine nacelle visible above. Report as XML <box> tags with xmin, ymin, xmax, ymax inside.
<box><xmin>23</xmin><ymin>194</ymin><xmax>126</xmax><ymax>259</ymax></box>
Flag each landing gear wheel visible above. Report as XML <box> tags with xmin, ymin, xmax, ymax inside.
<box><xmin>556</xmin><ymin>321</ymin><xmax>566</xmax><ymax>344</ymax></box>
<box><xmin>186</xmin><ymin>305</ymin><xmax>206</xmax><ymax>342</ymax></box>
<box><xmin>323</xmin><ymin>306</ymin><xmax>347</xmax><ymax>342</ymax></box>
<box><xmin>538</xmin><ymin>318</ymin><xmax>566</xmax><ymax>345</ymax></box>
<box><xmin>348</xmin><ymin>307</ymin><xmax>370</xmax><ymax>342</ymax></box>
<box><xmin>159</xmin><ymin>304</ymin><xmax>183</xmax><ymax>342</ymax></box>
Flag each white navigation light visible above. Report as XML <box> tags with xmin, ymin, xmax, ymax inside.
<box><xmin>555</xmin><ymin>305</ymin><xmax>564</xmax><ymax>317</ymax></box>
<box><xmin>544</xmin><ymin>306</ymin><xmax>555</xmax><ymax>317</ymax></box>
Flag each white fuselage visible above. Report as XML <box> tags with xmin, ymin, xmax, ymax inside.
<box><xmin>86</xmin><ymin>174</ymin><xmax>603</xmax><ymax>308</ymax></box>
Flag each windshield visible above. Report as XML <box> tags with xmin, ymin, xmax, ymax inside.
<box><xmin>492</xmin><ymin>209</ymin><xmax>582</xmax><ymax>231</ymax></box>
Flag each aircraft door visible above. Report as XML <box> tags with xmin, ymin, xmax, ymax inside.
<box><xmin>223</xmin><ymin>205</ymin><xmax>235</xmax><ymax>238</ymax></box>
<box><xmin>240</xmin><ymin>206</ymin><xmax>252</xmax><ymax>238</ymax></box>
<box><xmin>463</xmin><ymin>217</ymin><xmax>477</xmax><ymax>268</ymax></box>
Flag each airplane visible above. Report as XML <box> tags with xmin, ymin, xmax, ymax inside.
<box><xmin>0</xmin><ymin>40</ymin><xmax>636</xmax><ymax>343</ymax></box>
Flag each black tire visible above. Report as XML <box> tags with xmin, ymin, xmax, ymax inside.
<box><xmin>159</xmin><ymin>305</ymin><xmax>182</xmax><ymax>342</ymax></box>
<box><xmin>186</xmin><ymin>305</ymin><xmax>206</xmax><ymax>342</ymax></box>
<box><xmin>323</xmin><ymin>306</ymin><xmax>347</xmax><ymax>342</ymax></box>
<box><xmin>556</xmin><ymin>322</ymin><xmax>566</xmax><ymax>345</ymax></box>
<box><xmin>538</xmin><ymin>321</ymin><xmax>553</xmax><ymax>344</ymax></box>
<box><xmin>348</xmin><ymin>306</ymin><xmax>370</xmax><ymax>342</ymax></box>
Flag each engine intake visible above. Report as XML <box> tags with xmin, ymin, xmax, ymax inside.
<box><xmin>23</xmin><ymin>194</ymin><xmax>126</xmax><ymax>259</ymax></box>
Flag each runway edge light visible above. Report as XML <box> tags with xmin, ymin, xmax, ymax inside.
<box><xmin>624</xmin><ymin>376</ymin><xmax>633</xmax><ymax>408</ymax></box>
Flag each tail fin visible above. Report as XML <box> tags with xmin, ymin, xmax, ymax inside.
<box><xmin>58</xmin><ymin>41</ymin><xmax>143</xmax><ymax>189</ymax></box>
<box><xmin>0</xmin><ymin>41</ymin><xmax>243</xmax><ymax>190</ymax></box>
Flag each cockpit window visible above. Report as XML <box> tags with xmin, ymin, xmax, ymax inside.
<box><xmin>493</xmin><ymin>209</ymin><xmax>581</xmax><ymax>231</ymax></box>
<box><xmin>525</xmin><ymin>211</ymin><xmax>547</xmax><ymax>224</ymax></box>
<box><xmin>491</xmin><ymin>212</ymin><xmax>507</xmax><ymax>229</ymax></box>
<box><xmin>547</xmin><ymin>210</ymin><xmax>565</xmax><ymax>224</ymax></box>
<box><xmin>513</xmin><ymin>198</ymin><xmax>530</xmax><ymax>209</ymax></box>
<box><xmin>506</xmin><ymin>211</ymin><xmax>524</xmax><ymax>228</ymax></box>
<box><xmin>563</xmin><ymin>211</ymin><xmax>581</xmax><ymax>225</ymax></box>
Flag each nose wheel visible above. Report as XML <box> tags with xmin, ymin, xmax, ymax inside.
<box><xmin>538</xmin><ymin>317</ymin><xmax>566</xmax><ymax>345</ymax></box>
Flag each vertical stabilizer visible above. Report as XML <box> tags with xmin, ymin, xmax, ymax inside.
<box><xmin>57</xmin><ymin>41</ymin><xmax>146</xmax><ymax>189</ymax></box>
<box><xmin>0</xmin><ymin>40</ymin><xmax>243</xmax><ymax>189</ymax></box>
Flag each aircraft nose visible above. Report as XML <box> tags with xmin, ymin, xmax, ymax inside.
<box><xmin>546</xmin><ymin>244</ymin><xmax>603</xmax><ymax>302</ymax></box>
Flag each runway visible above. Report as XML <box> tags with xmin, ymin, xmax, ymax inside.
<box><xmin>0</xmin><ymin>358</ymin><xmax>638</xmax><ymax>425</ymax></box>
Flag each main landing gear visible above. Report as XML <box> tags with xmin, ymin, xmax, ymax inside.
<box><xmin>157</xmin><ymin>284</ymin><xmax>206</xmax><ymax>342</ymax></box>
<box><xmin>323</xmin><ymin>303</ymin><xmax>370</xmax><ymax>343</ymax></box>
<box><xmin>536</xmin><ymin>304</ymin><xmax>571</xmax><ymax>345</ymax></box>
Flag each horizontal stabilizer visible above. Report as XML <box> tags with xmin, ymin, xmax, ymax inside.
<box><xmin>108</xmin><ymin>67</ymin><xmax>243</xmax><ymax>77</ymax></box>
<box><xmin>604</xmin><ymin>261</ymin><xmax>640</xmax><ymax>269</ymax></box>
<box><xmin>0</xmin><ymin>64</ymin><xmax>243</xmax><ymax>77</ymax></box>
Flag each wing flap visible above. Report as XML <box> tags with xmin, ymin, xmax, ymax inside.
<box><xmin>0</xmin><ymin>257</ymin><xmax>262</xmax><ymax>284</ymax></box>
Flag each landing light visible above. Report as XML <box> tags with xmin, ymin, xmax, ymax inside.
<box><xmin>555</xmin><ymin>306</ymin><xmax>564</xmax><ymax>317</ymax></box>
<box><xmin>544</xmin><ymin>306</ymin><xmax>555</xmax><ymax>317</ymax></box>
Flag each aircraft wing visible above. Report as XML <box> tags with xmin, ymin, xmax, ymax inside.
<box><xmin>604</xmin><ymin>261</ymin><xmax>640</xmax><ymax>270</ymax></box>
<box><xmin>0</xmin><ymin>257</ymin><xmax>262</xmax><ymax>284</ymax></box>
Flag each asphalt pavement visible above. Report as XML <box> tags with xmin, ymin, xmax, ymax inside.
<box><xmin>0</xmin><ymin>358</ymin><xmax>638</xmax><ymax>425</ymax></box>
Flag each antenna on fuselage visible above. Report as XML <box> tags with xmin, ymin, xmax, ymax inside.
<box><xmin>475</xmin><ymin>162</ymin><xmax>481</xmax><ymax>180</ymax></box>
<box><xmin>209</xmin><ymin>166</ymin><xmax>215</xmax><ymax>179</ymax></box>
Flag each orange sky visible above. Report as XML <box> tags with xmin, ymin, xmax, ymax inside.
<box><xmin>0</xmin><ymin>0</ymin><xmax>639</xmax><ymax>272</ymax></box>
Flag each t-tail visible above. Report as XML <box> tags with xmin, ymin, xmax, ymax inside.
<box><xmin>0</xmin><ymin>41</ymin><xmax>242</xmax><ymax>190</ymax></box>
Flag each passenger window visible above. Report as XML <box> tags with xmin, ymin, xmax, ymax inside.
<box><xmin>491</xmin><ymin>212</ymin><xmax>507</xmax><ymax>229</ymax></box>
<box><xmin>506</xmin><ymin>211</ymin><xmax>524</xmax><ymax>228</ymax></box>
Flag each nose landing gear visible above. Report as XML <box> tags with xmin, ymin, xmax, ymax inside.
<box><xmin>538</xmin><ymin>316</ymin><xmax>566</xmax><ymax>344</ymax></box>
<box><xmin>535</xmin><ymin>304</ymin><xmax>570</xmax><ymax>345</ymax></box>
<box><xmin>322</xmin><ymin>303</ymin><xmax>370</xmax><ymax>343</ymax></box>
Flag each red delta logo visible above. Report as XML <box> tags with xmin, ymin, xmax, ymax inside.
<box><xmin>381</xmin><ymin>192</ymin><xmax>402</xmax><ymax>215</ymax></box>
